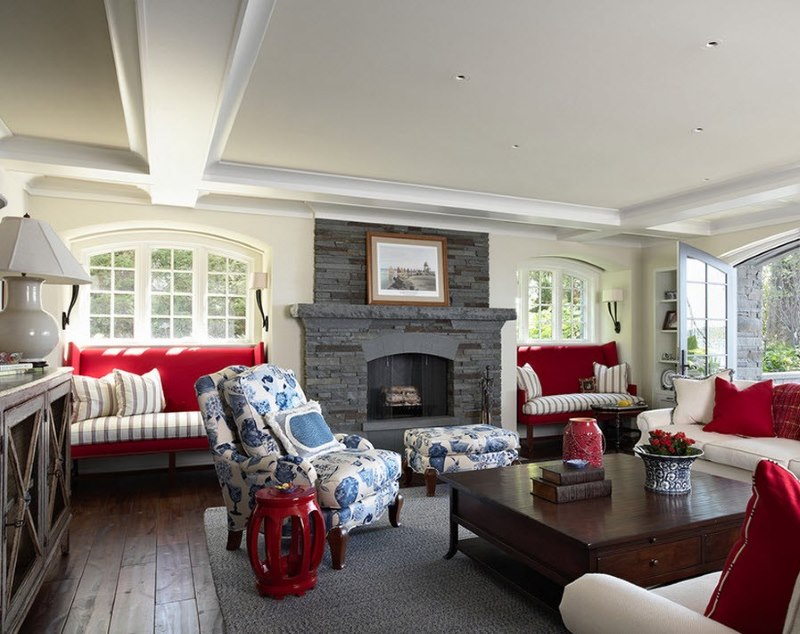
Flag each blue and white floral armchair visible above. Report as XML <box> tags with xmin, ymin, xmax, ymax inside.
<box><xmin>195</xmin><ymin>363</ymin><xmax>403</xmax><ymax>569</ymax></box>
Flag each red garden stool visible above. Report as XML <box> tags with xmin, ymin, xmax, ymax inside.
<box><xmin>246</xmin><ymin>485</ymin><xmax>326</xmax><ymax>599</ymax></box>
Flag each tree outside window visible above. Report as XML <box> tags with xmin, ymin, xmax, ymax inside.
<box><xmin>762</xmin><ymin>252</ymin><xmax>800</xmax><ymax>372</ymax></box>
<box><xmin>518</xmin><ymin>260</ymin><xmax>596</xmax><ymax>343</ymax></box>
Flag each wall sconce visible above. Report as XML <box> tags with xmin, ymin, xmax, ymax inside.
<box><xmin>0</xmin><ymin>213</ymin><xmax>92</xmax><ymax>364</ymax></box>
<box><xmin>249</xmin><ymin>272</ymin><xmax>269</xmax><ymax>333</ymax></box>
<box><xmin>602</xmin><ymin>289</ymin><xmax>623</xmax><ymax>334</ymax></box>
<box><xmin>62</xmin><ymin>284</ymin><xmax>80</xmax><ymax>329</ymax></box>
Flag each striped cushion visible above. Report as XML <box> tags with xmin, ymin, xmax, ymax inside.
<box><xmin>71</xmin><ymin>373</ymin><xmax>116</xmax><ymax>423</ymax></box>
<box><xmin>114</xmin><ymin>368</ymin><xmax>166</xmax><ymax>416</ymax></box>
<box><xmin>516</xmin><ymin>364</ymin><xmax>542</xmax><ymax>400</ymax></box>
<box><xmin>593</xmin><ymin>362</ymin><xmax>629</xmax><ymax>393</ymax></box>
<box><xmin>71</xmin><ymin>411</ymin><xmax>204</xmax><ymax>446</ymax></box>
<box><xmin>522</xmin><ymin>392</ymin><xmax>637</xmax><ymax>416</ymax></box>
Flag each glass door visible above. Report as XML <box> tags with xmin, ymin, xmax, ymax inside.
<box><xmin>678</xmin><ymin>243</ymin><xmax>737</xmax><ymax>377</ymax></box>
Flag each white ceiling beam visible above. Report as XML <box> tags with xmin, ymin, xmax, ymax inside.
<box><xmin>137</xmin><ymin>0</ymin><xmax>242</xmax><ymax>207</ymax></box>
<box><xmin>206</xmin><ymin>0</ymin><xmax>276</xmax><ymax>167</ymax></box>
<box><xmin>105</xmin><ymin>0</ymin><xmax>147</xmax><ymax>161</ymax></box>
<box><xmin>0</xmin><ymin>136</ymin><xmax>149</xmax><ymax>182</ymax></box>
<box><xmin>205</xmin><ymin>161</ymin><xmax>621</xmax><ymax>226</ymax></box>
<box><xmin>0</xmin><ymin>116</ymin><xmax>10</xmax><ymax>139</ymax></box>
<box><xmin>710</xmin><ymin>204</ymin><xmax>800</xmax><ymax>234</ymax></box>
<box><xmin>622</xmin><ymin>163</ymin><xmax>800</xmax><ymax>226</ymax></box>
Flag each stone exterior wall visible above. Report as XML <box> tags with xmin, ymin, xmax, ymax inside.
<box><xmin>737</xmin><ymin>262</ymin><xmax>763</xmax><ymax>380</ymax></box>
<box><xmin>313</xmin><ymin>219</ymin><xmax>489</xmax><ymax>307</ymax></box>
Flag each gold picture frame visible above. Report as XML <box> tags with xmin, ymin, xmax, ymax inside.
<box><xmin>366</xmin><ymin>232</ymin><xmax>449</xmax><ymax>306</ymax></box>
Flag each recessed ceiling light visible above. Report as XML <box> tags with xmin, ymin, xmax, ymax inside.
<box><xmin>453</xmin><ymin>73</ymin><xmax>470</xmax><ymax>81</ymax></box>
<box><xmin>705</xmin><ymin>40</ymin><xmax>720</xmax><ymax>48</ymax></box>
<box><xmin>511</xmin><ymin>144</ymin><xmax>520</xmax><ymax>149</ymax></box>
<box><xmin>692</xmin><ymin>127</ymin><xmax>705</xmax><ymax>133</ymax></box>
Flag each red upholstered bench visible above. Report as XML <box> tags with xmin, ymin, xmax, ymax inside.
<box><xmin>517</xmin><ymin>342</ymin><xmax>637</xmax><ymax>453</ymax></box>
<box><xmin>65</xmin><ymin>343</ymin><xmax>263</xmax><ymax>471</ymax></box>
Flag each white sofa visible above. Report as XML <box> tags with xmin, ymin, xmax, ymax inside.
<box><xmin>560</xmin><ymin>570</ymin><xmax>800</xmax><ymax>633</ymax></box>
<box><xmin>636</xmin><ymin>407</ymin><xmax>800</xmax><ymax>483</ymax></box>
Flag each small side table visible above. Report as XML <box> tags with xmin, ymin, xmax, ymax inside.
<box><xmin>591</xmin><ymin>403</ymin><xmax>649</xmax><ymax>452</ymax></box>
<box><xmin>247</xmin><ymin>485</ymin><xmax>325</xmax><ymax>599</ymax></box>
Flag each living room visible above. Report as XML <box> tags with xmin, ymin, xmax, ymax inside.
<box><xmin>1</xmin><ymin>1</ymin><xmax>800</xmax><ymax>632</ymax></box>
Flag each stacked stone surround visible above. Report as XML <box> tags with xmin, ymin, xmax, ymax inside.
<box><xmin>313</xmin><ymin>219</ymin><xmax>489</xmax><ymax>307</ymax></box>
<box><xmin>292</xmin><ymin>304</ymin><xmax>515</xmax><ymax>434</ymax></box>
<box><xmin>294</xmin><ymin>219</ymin><xmax>514</xmax><ymax>444</ymax></box>
<box><xmin>736</xmin><ymin>262</ymin><xmax>762</xmax><ymax>380</ymax></box>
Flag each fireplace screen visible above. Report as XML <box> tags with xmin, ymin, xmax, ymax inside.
<box><xmin>367</xmin><ymin>353</ymin><xmax>450</xmax><ymax>420</ymax></box>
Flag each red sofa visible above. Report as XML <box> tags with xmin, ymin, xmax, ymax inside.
<box><xmin>65</xmin><ymin>343</ymin><xmax>264</xmax><ymax>469</ymax></box>
<box><xmin>517</xmin><ymin>342</ymin><xmax>636</xmax><ymax>449</ymax></box>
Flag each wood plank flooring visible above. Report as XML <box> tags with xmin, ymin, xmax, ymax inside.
<box><xmin>21</xmin><ymin>468</ymin><xmax>225</xmax><ymax>634</ymax></box>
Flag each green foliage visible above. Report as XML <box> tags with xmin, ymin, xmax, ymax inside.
<box><xmin>763</xmin><ymin>341</ymin><xmax>800</xmax><ymax>372</ymax></box>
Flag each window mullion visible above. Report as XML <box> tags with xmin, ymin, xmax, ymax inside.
<box><xmin>196</xmin><ymin>247</ymin><xmax>207</xmax><ymax>341</ymax></box>
<box><xmin>137</xmin><ymin>245</ymin><xmax>148</xmax><ymax>341</ymax></box>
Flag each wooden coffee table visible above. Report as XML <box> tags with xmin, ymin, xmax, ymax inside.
<box><xmin>440</xmin><ymin>454</ymin><xmax>751</xmax><ymax>606</ymax></box>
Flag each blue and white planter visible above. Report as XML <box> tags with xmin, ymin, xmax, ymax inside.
<box><xmin>634</xmin><ymin>446</ymin><xmax>704</xmax><ymax>495</ymax></box>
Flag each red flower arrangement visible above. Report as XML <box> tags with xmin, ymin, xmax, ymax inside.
<box><xmin>641</xmin><ymin>429</ymin><xmax>700</xmax><ymax>457</ymax></box>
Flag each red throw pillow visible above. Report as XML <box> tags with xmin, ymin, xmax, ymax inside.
<box><xmin>703</xmin><ymin>377</ymin><xmax>774</xmax><ymax>437</ymax></box>
<box><xmin>705</xmin><ymin>460</ymin><xmax>800</xmax><ymax>633</ymax></box>
<box><xmin>774</xmin><ymin>383</ymin><xmax>800</xmax><ymax>440</ymax></box>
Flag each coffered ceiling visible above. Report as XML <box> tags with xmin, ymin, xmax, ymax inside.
<box><xmin>2</xmin><ymin>0</ymin><xmax>800</xmax><ymax>244</ymax></box>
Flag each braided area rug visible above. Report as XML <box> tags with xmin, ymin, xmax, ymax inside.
<box><xmin>204</xmin><ymin>485</ymin><xmax>569</xmax><ymax>634</ymax></box>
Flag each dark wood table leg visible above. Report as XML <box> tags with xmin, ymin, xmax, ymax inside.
<box><xmin>614</xmin><ymin>412</ymin><xmax>622</xmax><ymax>452</ymax></box>
<box><xmin>444</xmin><ymin>488</ymin><xmax>459</xmax><ymax>559</ymax></box>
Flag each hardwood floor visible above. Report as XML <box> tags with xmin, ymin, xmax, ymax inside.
<box><xmin>21</xmin><ymin>467</ymin><xmax>225</xmax><ymax>634</ymax></box>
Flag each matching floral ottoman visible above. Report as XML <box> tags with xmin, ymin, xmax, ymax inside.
<box><xmin>403</xmin><ymin>424</ymin><xmax>521</xmax><ymax>496</ymax></box>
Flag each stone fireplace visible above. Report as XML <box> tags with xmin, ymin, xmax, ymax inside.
<box><xmin>291</xmin><ymin>219</ymin><xmax>515</xmax><ymax>452</ymax></box>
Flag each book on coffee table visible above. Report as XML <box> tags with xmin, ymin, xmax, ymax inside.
<box><xmin>539</xmin><ymin>463</ymin><xmax>605</xmax><ymax>485</ymax></box>
<box><xmin>530</xmin><ymin>477</ymin><xmax>612</xmax><ymax>503</ymax></box>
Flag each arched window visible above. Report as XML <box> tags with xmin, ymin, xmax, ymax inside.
<box><xmin>71</xmin><ymin>230</ymin><xmax>262</xmax><ymax>344</ymax></box>
<box><xmin>517</xmin><ymin>258</ymin><xmax>599</xmax><ymax>343</ymax></box>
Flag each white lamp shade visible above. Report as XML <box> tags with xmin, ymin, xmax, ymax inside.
<box><xmin>0</xmin><ymin>215</ymin><xmax>92</xmax><ymax>284</ymax></box>
<box><xmin>249</xmin><ymin>271</ymin><xmax>269</xmax><ymax>289</ymax></box>
<box><xmin>602</xmin><ymin>289</ymin><xmax>623</xmax><ymax>303</ymax></box>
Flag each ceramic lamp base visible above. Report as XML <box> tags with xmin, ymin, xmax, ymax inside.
<box><xmin>0</xmin><ymin>277</ymin><xmax>59</xmax><ymax>362</ymax></box>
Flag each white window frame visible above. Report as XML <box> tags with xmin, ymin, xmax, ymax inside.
<box><xmin>71</xmin><ymin>230</ymin><xmax>261</xmax><ymax>345</ymax></box>
<box><xmin>517</xmin><ymin>258</ymin><xmax>600</xmax><ymax>344</ymax></box>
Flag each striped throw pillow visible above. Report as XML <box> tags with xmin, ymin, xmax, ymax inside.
<box><xmin>71</xmin><ymin>373</ymin><xmax>116</xmax><ymax>423</ymax></box>
<box><xmin>593</xmin><ymin>362</ymin><xmax>629</xmax><ymax>393</ymax></box>
<box><xmin>516</xmin><ymin>363</ymin><xmax>542</xmax><ymax>400</ymax></box>
<box><xmin>114</xmin><ymin>368</ymin><xmax>166</xmax><ymax>416</ymax></box>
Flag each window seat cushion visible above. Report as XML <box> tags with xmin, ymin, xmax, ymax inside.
<box><xmin>522</xmin><ymin>392</ymin><xmax>641</xmax><ymax>416</ymax></box>
<box><xmin>71</xmin><ymin>410</ymin><xmax>204</xmax><ymax>446</ymax></box>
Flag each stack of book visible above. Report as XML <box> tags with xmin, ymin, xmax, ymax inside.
<box><xmin>530</xmin><ymin>462</ymin><xmax>612</xmax><ymax>503</ymax></box>
<box><xmin>0</xmin><ymin>363</ymin><xmax>35</xmax><ymax>377</ymax></box>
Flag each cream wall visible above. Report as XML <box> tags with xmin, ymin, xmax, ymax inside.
<box><xmin>489</xmin><ymin>232</ymin><xmax>643</xmax><ymax>431</ymax></box>
<box><xmin>26</xmin><ymin>196</ymin><xmax>314</xmax><ymax>373</ymax></box>
<box><xmin>0</xmin><ymin>167</ymin><xmax>26</xmax><ymax>218</ymax></box>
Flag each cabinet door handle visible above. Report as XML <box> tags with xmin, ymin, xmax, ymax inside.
<box><xmin>649</xmin><ymin>558</ymin><xmax>659</xmax><ymax>567</ymax></box>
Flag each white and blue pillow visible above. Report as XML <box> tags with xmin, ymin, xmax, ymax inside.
<box><xmin>265</xmin><ymin>401</ymin><xmax>341</xmax><ymax>459</ymax></box>
<box><xmin>222</xmin><ymin>364</ymin><xmax>307</xmax><ymax>458</ymax></box>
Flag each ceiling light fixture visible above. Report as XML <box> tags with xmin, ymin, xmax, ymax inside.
<box><xmin>692</xmin><ymin>127</ymin><xmax>705</xmax><ymax>133</ymax></box>
<box><xmin>511</xmin><ymin>144</ymin><xmax>520</xmax><ymax>149</ymax></box>
<box><xmin>705</xmin><ymin>40</ymin><xmax>720</xmax><ymax>48</ymax></box>
<box><xmin>453</xmin><ymin>73</ymin><xmax>470</xmax><ymax>81</ymax></box>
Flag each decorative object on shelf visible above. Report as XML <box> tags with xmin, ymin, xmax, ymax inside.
<box><xmin>664</xmin><ymin>290</ymin><xmax>677</xmax><ymax>300</ymax></box>
<box><xmin>366</xmin><ymin>232</ymin><xmax>449</xmax><ymax>306</ymax></box>
<box><xmin>249</xmin><ymin>271</ymin><xmax>270</xmax><ymax>332</ymax></box>
<box><xmin>661</xmin><ymin>352</ymin><xmax>676</xmax><ymax>361</ymax></box>
<box><xmin>480</xmin><ymin>365</ymin><xmax>493</xmax><ymax>424</ymax></box>
<box><xmin>661</xmin><ymin>368</ymin><xmax>678</xmax><ymax>390</ymax></box>
<box><xmin>562</xmin><ymin>417</ymin><xmax>605</xmax><ymax>468</ymax></box>
<box><xmin>601</xmin><ymin>288</ymin><xmax>623</xmax><ymax>333</ymax></box>
<box><xmin>662</xmin><ymin>310</ymin><xmax>678</xmax><ymax>330</ymax></box>
<box><xmin>634</xmin><ymin>430</ymin><xmax>703</xmax><ymax>494</ymax></box>
<box><xmin>0</xmin><ymin>352</ymin><xmax>22</xmax><ymax>364</ymax></box>
<box><xmin>0</xmin><ymin>213</ymin><xmax>92</xmax><ymax>364</ymax></box>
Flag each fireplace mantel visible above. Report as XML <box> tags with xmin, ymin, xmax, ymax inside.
<box><xmin>291</xmin><ymin>303</ymin><xmax>516</xmax><ymax>323</ymax></box>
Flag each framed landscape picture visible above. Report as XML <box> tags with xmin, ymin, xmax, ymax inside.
<box><xmin>367</xmin><ymin>232</ymin><xmax>449</xmax><ymax>306</ymax></box>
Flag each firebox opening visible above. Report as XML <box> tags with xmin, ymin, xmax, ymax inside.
<box><xmin>367</xmin><ymin>353</ymin><xmax>451</xmax><ymax>420</ymax></box>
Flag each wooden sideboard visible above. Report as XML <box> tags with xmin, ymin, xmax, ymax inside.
<box><xmin>0</xmin><ymin>368</ymin><xmax>72</xmax><ymax>633</ymax></box>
